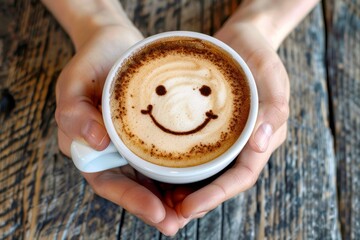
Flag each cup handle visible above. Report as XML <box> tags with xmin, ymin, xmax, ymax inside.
<box><xmin>70</xmin><ymin>141</ymin><xmax>128</xmax><ymax>172</ymax></box>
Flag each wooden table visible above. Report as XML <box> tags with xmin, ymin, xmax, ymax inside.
<box><xmin>1</xmin><ymin>0</ymin><xmax>359</xmax><ymax>239</ymax></box>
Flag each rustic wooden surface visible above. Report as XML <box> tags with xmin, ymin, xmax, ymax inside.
<box><xmin>0</xmin><ymin>0</ymin><xmax>359</xmax><ymax>239</ymax></box>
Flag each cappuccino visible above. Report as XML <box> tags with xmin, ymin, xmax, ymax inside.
<box><xmin>110</xmin><ymin>36</ymin><xmax>250</xmax><ymax>167</ymax></box>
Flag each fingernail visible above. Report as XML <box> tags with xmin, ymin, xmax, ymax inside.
<box><xmin>149</xmin><ymin>215</ymin><xmax>164</xmax><ymax>224</ymax></box>
<box><xmin>189</xmin><ymin>211</ymin><xmax>207</xmax><ymax>220</ymax></box>
<box><xmin>81</xmin><ymin>120</ymin><xmax>108</xmax><ymax>149</ymax></box>
<box><xmin>137</xmin><ymin>214</ymin><xmax>157</xmax><ymax>224</ymax></box>
<box><xmin>140</xmin><ymin>211</ymin><xmax>165</xmax><ymax>224</ymax></box>
<box><xmin>254</xmin><ymin>123</ymin><xmax>273</xmax><ymax>152</ymax></box>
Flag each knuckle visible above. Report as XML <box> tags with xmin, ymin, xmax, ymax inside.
<box><xmin>55</xmin><ymin>101</ymin><xmax>80</xmax><ymax>128</ymax></box>
<box><xmin>231</xmin><ymin>165</ymin><xmax>258</xmax><ymax>191</ymax></box>
<box><xmin>261</xmin><ymin>58</ymin><xmax>283</xmax><ymax>76</ymax></box>
<box><xmin>248</xmin><ymin>49</ymin><xmax>290</xmax><ymax>92</ymax></box>
<box><xmin>55</xmin><ymin>103</ymin><xmax>70</xmax><ymax>127</ymax></box>
<box><xmin>241</xmin><ymin>165</ymin><xmax>258</xmax><ymax>189</ymax></box>
<box><xmin>244</xmin><ymin>170</ymin><xmax>258</xmax><ymax>189</ymax></box>
<box><xmin>248</xmin><ymin>49</ymin><xmax>283</xmax><ymax>75</ymax></box>
<box><xmin>271</xmin><ymin>96</ymin><xmax>290</xmax><ymax>123</ymax></box>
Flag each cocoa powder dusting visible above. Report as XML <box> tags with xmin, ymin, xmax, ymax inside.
<box><xmin>109</xmin><ymin>36</ymin><xmax>251</xmax><ymax>167</ymax></box>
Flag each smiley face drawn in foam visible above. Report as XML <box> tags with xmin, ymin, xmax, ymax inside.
<box><xmin>141</xmin><ymin>84</ymin><xmax>218</xmax><ymax>135</ymax></box>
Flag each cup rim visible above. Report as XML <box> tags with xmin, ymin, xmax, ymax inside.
<box><xmin>102</xmin><ymin>31</ymin><xmax>258</xmax><ymax>183</ymax></box>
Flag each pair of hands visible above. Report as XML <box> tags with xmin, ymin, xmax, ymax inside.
<box><xmin>55</xmin><ymin>23</ymin><xmax>289</xmax><ymax>236</ymax></box>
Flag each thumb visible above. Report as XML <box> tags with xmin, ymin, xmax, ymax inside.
<box><xmin>55</xmin><ymin>98</ymin><xmax>110</xmax><ymax>152</ymax></box>
<box><xmin>250</xmin><ymin>96</ymin><xmax>289</xmax><ymax>153</ymax></box>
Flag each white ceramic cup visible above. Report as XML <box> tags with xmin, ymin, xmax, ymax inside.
<box><xmin>71</xmin><ymin>31</ymin><xmax>258</xmax><ymax>184</ymax></box>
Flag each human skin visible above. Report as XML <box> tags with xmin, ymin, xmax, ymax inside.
<box><xmin>41</xmin><ymin>0</ymin><xmax>320</xmax><ymax>236</ymax></box>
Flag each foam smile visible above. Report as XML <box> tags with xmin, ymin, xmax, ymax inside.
<box><xmin>141</xmin><ymin>104</ymin><xmax>218</xmax><ymax>135</ymax></box>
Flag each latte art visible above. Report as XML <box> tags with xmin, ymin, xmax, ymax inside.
<box><xmin>141</xmin><ymin>104</ymin><xmax>218</xmax><ymax>135</ymax></box>
<box><xmin>111</xmin><ymin>37</ymin><xmax>251</xmax><ymax>167</ymax></box>
<box><xmin>140</xmin><ymin>58</ymin><xmax>224</xmax><ymax>135</ymax></box>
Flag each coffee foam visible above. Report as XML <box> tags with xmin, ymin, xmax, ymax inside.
<box><xmin>111</xmin><ymin>37</ymin><xmax>250</xmax><ymax>167</ymax></box>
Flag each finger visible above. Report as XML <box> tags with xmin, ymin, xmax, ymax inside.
<box><xmin>55</xmin><ymin>56</ymin><xmax>111</xmax><ymax>152</ymax></box>
<box><xmin>139</xmin><ymin>182</ymin><xmax>190</xmax><ymax>235</ymax></box>
<box><xmin>164</xmin><ymin>185</ymin><xmax>195</xmax><ymax>209</ymax></box>
<box><xmin>85</xmin><ymin>169</ymin><xmax>190</xmax><ymax>236</ymax></box>
<box><xmin>180</xmin><ymin>124</ymin><xmax>287</xmax><ymax>218</ymax></box>
<box><xmin>55</xmin><ymin>98</ymin><xmax>110</xmax><ymax>151</ymax></box>
<box><xmin>156</xmin><ymin>205</ymin><xmax>187</xmax><ymax>236</ymax></box>
<box><xmin>83</xmin><ymin>170</ymin><xmax>166</xmax><ymax>224</ymax></box>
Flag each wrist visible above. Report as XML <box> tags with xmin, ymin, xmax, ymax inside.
<box><xmin>71</xmin><ymin>12</ymin><xmax>142</xmax><ymax>51</ymax></box>
<box><xmin>221</xmin><ymin>0</ymin><xmax>320</xmax><ymax>50</ymax></box>
<box><xmin>41</xmin><ymin>0</ymin><xmax>143</xmax><ymax>51</ymax></box>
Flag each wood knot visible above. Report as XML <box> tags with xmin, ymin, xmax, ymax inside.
<box><xmin>0</xmin><ymin>88</ymin><xmax>15</xmax><ymax>117</ymax></box>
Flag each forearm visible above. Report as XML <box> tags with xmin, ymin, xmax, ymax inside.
<box><xmin>41</xmin><ymin>0</ymin><xmax>140</xmax><ymax>50</ymax></box>
<box><xmin>224</xmin><ymin>0</ymin><xmax>320</xmax><ymax>49</ymax></box>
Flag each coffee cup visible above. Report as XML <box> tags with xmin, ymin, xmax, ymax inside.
<box><xmin>71</xmin><ymin>31</ymin><xmax>258</xmax><ymax>184</ymax></box>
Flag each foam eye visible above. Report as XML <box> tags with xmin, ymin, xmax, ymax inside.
<box><xmin>156</xmin><ymin>85</ymin><xmax>167</xmax><ymax>96</ymax></box>
<box><xmin>199</xmin><ymin>85</ymin><xmax>211</xmax><ymax>97</ymax></box>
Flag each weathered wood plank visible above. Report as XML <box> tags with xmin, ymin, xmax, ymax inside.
<box><xmin>197</xmin><ymin>4</ymin><xmax>339</xmax><ymax>239</ymax></box>
<box><xmin>271</xmin><ymin>5</ymin><xmax>339</xmax><ymax>238</ymax></box>
<box><xmin>124</xmin><ymin>0</ymin><xmax>181</xmax><ymax>37</ymax></box>
<box><xmin>324</xmin><ymin>0</ymin><xmax>360</xmax><ymax>239</ymax></box>
<box><xmin>0</xmin><ymin>0</ymin><xmax>355</xmax><ymax>239</ymax></box>
<box><xmin>0</xmin><ymin>1</ymin><xmax>124</xmax><ymax>239</ymax></box>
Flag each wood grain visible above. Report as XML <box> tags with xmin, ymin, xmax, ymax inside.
<box><xmin>0</xmin><ymin>0</ymin><xmax>358</xmax><ymax>239</ymax></box>
<box><xmin>325</xmin><ymin>0</ymin><xmax>360</xmax><ymax>239</ymax></box>
<box><xmin>271</xmin><ymin>6</ymin><xmax>339</xmax><ymax>238</ymax></box>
